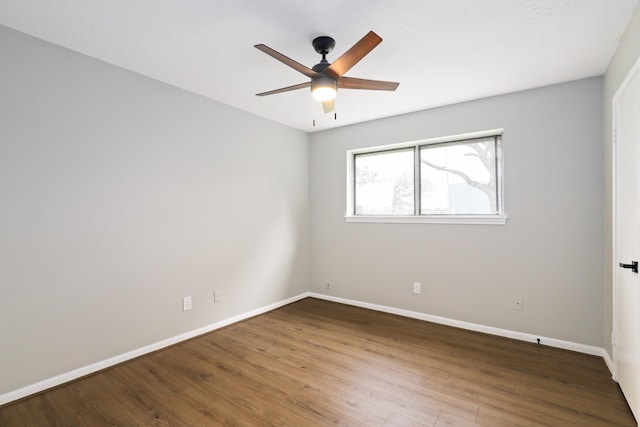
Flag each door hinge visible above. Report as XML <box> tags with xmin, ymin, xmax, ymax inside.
<box><xmin>612</xmin><ymin>331</ymin><xmax>617</xmax><ymax>346</ymax></box>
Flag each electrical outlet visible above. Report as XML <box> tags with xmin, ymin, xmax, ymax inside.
<box><xmin>214</xmin><ymin>290</ymin><xmax>221</xmax><ymax>303</ymax></box>
<box><xmin>513</xmin><ymin>297</ymin><xmax>523</xmax><ymax>311</ymax></box>
<box><xmin>326</xmin><ymin>283</ymin><xmax>331</xmax><ymax>291</ymax></box>
<box><xmin>413</xmin><ymin>282</ymin><xmax>421</xmax><ymax>294</ymax></box>
<box><xmin>183</xmin><ymin>296</ymin><xmax>192</xmax><ymax>311</ymax></box>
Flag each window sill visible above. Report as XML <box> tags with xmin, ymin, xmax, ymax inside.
<box><xmin>344</xmin><ymin>215</ymin><xmax>508</xmax><ymax>225</ymax></box>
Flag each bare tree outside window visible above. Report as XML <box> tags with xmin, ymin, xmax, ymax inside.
<box><xmin>420</xmin><ymin>138</ymin><xmax>498</xmax><ymax>215</ymax></box>
<box><xmin>354</xmin><ymin>149</ymin><xmax>414</xmax><ymax>215</ymax></box>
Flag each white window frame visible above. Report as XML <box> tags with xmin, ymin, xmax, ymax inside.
<box><xmin>345</xmin><ymin>129</ymin><xmax>507</xmax><ymax>225</ymax></box>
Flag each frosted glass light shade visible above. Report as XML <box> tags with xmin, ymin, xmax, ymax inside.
<box><xmin>311</xmin><ymin>76</ymin><xmax>337</xmax><ymax>101</ymax></box>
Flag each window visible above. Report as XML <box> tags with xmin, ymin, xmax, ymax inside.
<box><xmin>354</xmin><ymin>148</ymin><xmax>414</xmax><ymax>215</ymax></box>
<box><xmin>346</xmin><ymin>130</ymin><xmax>506</xmax><ymax>224</ymax></box>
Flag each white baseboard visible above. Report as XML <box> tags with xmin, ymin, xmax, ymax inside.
<box><xmin>2</xmin><ymin>291</ymin><xmax>609</xmax><ymax>407</ymax></box>
<box><xmin>309</xmin><ymin>293</ymin><xmax>606</xmax><ymax>357</ymax></box>
<box><xmin>0</xmin><ymin>293</ymin><xmax>311</xmax><ymax>407</ymax></box>
<box><xmin>603</xmin><ymin>349</ymin><xmax>617</xmax><ymax>381</ymax></box>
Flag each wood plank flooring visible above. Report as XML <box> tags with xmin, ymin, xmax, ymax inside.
<box><xmin>0</xmin><ymin>297</ymin><xmax>635</xmax><ymax>426</ymax></box>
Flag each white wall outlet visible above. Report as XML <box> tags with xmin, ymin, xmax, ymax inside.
<box><xmin>326</xmin><ymin>283</ymin><xmax>331</xmax><ymax>291</ymax></box>
<box><xmin>413</xmin><ymin>282</ymin><xmax>421</xmax><ymax>294</ymax></box>
<box><xmin>183</xmin><ymin>296</ymin><xmax>192</xmax><ymax>311</ymax></box>
<box><xmin>213</xmin><ymin>290</ymin><xmax>221</xmax><ymax>303</ymax></box>
<box><xmin>513</xmin><ymin>297</ymin><xmax>523</xmax><ymax>311</ymax></box>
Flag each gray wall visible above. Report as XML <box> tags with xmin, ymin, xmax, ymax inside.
<box><xmin>603</xmin><ymin>4</ymin><xmax>640</xmax><ymax>358</ymax></box>
<box><xmin>0</xmin><ymin>26</ymin><xmax>309</xmax><ymax>395</ymax></box>
<box><xmin>310</xmin><ymin>77</ymin><xmax>604</xmax><ymax>346</ymax></box>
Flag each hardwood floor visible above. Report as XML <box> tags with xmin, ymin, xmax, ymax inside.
<box><xmin>0</xmin><ymin>297</ymin><xmax>635</xmax><ymax>426</ymax></box>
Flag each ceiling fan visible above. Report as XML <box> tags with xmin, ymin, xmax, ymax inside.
<box><xmin>255</xmin><ymin>31</ymin><xmax>399</xmax><ymax>114</ymax></box>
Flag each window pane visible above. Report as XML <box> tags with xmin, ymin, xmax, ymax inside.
<box><xmin>355</xmin><ymin>148</ymin><xmax>414</xmax><ymax>215</ymax></box>
<box><xmin>420</xmin><ymin>138</ymin><xmax>497</xmax><ymax>215</ymax></box>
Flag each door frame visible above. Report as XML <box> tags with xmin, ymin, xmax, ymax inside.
<box><xmin>612</xmin><ymin>54</ymin><xmax>640</xmax><ymax>384</ymax></box>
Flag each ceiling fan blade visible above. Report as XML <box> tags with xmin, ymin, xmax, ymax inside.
<box><xmin>255</xmin><ymin>44</ymin><xmax>318</xmax><ymax>78</ymax></box>
<box><xmin>338</xmin><ymin>77</ymin><xmax>399</xmax><ymax>91</ymax></box>
<box><xmin>256</xmin><ymin>82</ymin><xmax>310</xmax><ymax>96</ymax></box>
<box><xmin>325</xmin><ymin>31</ymin><xmax>382</xmax><ymax>79</ymax></box>
<box><xmin>322</xmin><ymin>99</ymin><xmax>335</xmax><ymax>114</ymax></box>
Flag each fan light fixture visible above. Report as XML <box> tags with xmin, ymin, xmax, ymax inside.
<box><xmin>311</xmin><ymin>76</ymin><xmax>337</xmax><ymax>101</ymax></box>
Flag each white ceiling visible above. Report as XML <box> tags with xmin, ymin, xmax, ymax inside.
<box><xmin>0</xmin><ymin>0</ymin><xmax>637</xmax><ymax>133</ymax></box>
